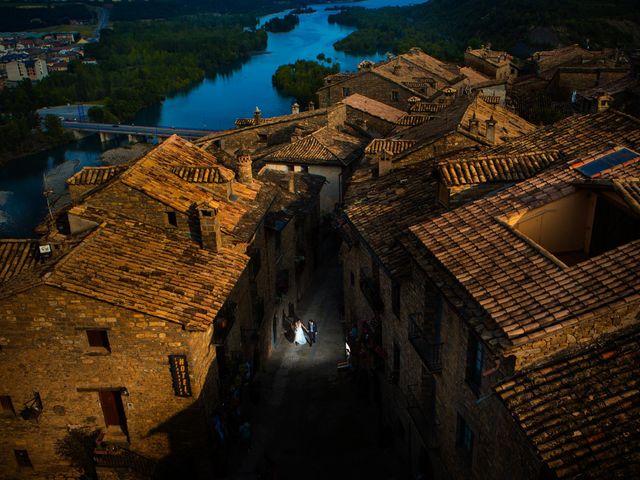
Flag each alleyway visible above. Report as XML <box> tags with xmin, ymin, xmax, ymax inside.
<box><xmin>229</xmin><ymin>242</ymin><xmax>403</xmax><ymax>480</ymax></box>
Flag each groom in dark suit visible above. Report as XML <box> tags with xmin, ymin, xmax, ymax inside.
<box><xmin>308</xmin><ymin>319</ymin><xmax>318</xmax><ymax>345</ymax></box>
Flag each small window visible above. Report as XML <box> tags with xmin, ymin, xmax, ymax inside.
<box><xmin>1</xmin><ymin>395</ymin><xmax>15</xmax><ymax>416</ymax></box>
<box><xmin>166</xmin><ymin>211</ymin><xmax>177</xmax><ymax>227</ymax></box>
<box><xmin>465</xmin><ymin>332</ymin><xmax>483</xmax><ymax>395</ymax></box>
<box><xmin>456</xmin><ymin>414</ymin><xmax>474</xmax><ymax>464</ymax></box>
<box><xmin>391</xmin><ymin>91</ymin><xmax>400</xmax><ymax>101</ymax></box>
<box><xmin>342</xmin><ymin>87</ymin><xmax>350</xmax><ymax>97</ymax></box>
<box><xmin>86</xmin><ymin>329</ymin><xmax>111</xmax><ymax>353</ymax></box>
<box><xmin>350</xmin><ymin>271</ymin><xmax>355</xmax><ymax>287</ymax></box>
<box><xmin>286</xmin><ymin>165</ymin><xmax>295</xmax><ymax>172</ymax></box>
<box><xmin>14</xmin><ymin>449</ymin><xmax>32</xmax><ymax>468</ymax></box>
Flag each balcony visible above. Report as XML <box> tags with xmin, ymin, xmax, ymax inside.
<box><xmin>406</xmin><ymin>384</ymin><xmax>438</xmax><ymax>449</ymax></box>
<box><xmin>408</xmin><ymin>314</ymin><xmax>442</xmax><ymax>373</ymax></box>
<box><xmin>359</xmin><ymin>269</ymin><xmax>384</xmax><ymax>313</ymax></box>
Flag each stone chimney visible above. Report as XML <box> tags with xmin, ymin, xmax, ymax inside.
<box><xmin>291</xmin><ymin>102</ymin><xmax>300</xmax><ymax>115</ymax></box>
<box><xmin>288</xmin><ymin>172</ymin><xmax>295</xmax><ymax>193</ymax></box>
<box><xmin>443</xmin><ymin>87</ymin><xmax>456</xmax><ymax>105</ymax></box>
<box><xmin>377</xmin><ymin>149</ymin><xmax>393</xmax><ymax>177</ymax></box>
<box><xmin>308</xmin><ymin>101</ymin><xmax>315</xmax><ymax>111</ymax></box>
<box><xmin>485</xmin><ymin>115</ymin><xmax>497</xmax><ymax>143</ymax></box>
<box><xmin>596</xmin><ymin>94</ymin><xmax>613</xmax><ymax>112</ymax></box>
<box><xmin>236</xmin><ymin>149</ymin><xmax>253</xmax><ymax>184</ymax></box>
<box><xmin>392</xmin><ymin>63</ymin><xmax>401</xmax><ymax>75</ymax></box>
<box><xmin>469</xmin><ymin>113</ymin><xmax>479</xmax><ymax>135</ymax></box>
<box><xmin>253</xmin><ymin>106</ymin><xmax>262</xmax><ymax>125</ymax></box>
<box><xmin>199</xmin><ymin>207</ymin><xmax>222</xmax><ymax>252</ymax></box>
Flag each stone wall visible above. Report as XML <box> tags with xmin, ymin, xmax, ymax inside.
<box><xmin>0</xmin><ymin>286</ymin><xmax>215</xmax><ymax>478</ymax></box>
<box><xmin>318</xmin><ymin>72</ymin><xmax>425</xmax><ymax>111</ymax></box>
<box><xmin>396</xmin><ymin>132</ymin><xmax>479</xmax><ymax>167</ymax></box>
<box><xmin>345</xmin><ymin>105</ymin><xmax>397</xmax><ymax>137</ymax></box>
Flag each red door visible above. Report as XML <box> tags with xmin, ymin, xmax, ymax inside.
<box><xmin>99</xmin><ymin>390</ymin><xmax>126</xmax><ymax>431</ymax></box>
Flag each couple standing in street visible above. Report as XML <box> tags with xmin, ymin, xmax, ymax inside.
<box><xmin>293</xmin><ymin>318</ymin><xmax>317</xmax><ymax>346</ymax></box>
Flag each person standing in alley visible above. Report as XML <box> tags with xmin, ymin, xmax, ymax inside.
<box><xmin>308</xmin><ymin>318</ymin><xmax>318</xmax><ymax>345</ymax></box>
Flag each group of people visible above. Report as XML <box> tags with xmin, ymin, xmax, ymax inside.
<box><xmin>292</xmin><ymin>318</ymin><xmax>318</xmax><ymax>346</ymax></box>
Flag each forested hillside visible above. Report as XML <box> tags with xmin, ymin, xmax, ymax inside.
<box><xmin>330</xmin><ymin>0</ymin><xmax>640</xmax><ymax>60</ymax></box>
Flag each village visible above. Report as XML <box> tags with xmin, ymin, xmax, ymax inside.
<box><xmin>1</xmin><ymin>41</ymin><xmax>640</xmax><ymax>480</ymax></box>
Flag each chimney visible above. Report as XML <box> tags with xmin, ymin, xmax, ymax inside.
<box><xmin>377</xmin><ymin>149</ymin><xmax>393</xmax><ymax>177</ymax></box>
<box><xmin>308</xmin><ymin>101</ymin><xmax>315</xmax><ymax>111</ymax></box>
<box><xmin>444</xmin><ymin>87</ymin><xmax>456</xmax><ymax>105</ymax></box>
<box><xmin>253</xmin><ymin>106</ymin><xmax>262</xmax><ymax>125</ymax></box>
<box><xmin>291</xmin><ymin>102</ymin><xmax>300</xmax><ymax>115</ymax></box>
<box><xmin>469</xmin><ymin>113</ymin><xmax>479</xmax><ymax>135</ymax></box>
<box><xmin>288</xmin><ymin>172</ymin><xmax>295</xmax><ymax>193</ymax></box>
<box><xmin>236</xmin><ymin>148</ymin><xmax>253</xmax><ymax>184</ymax></box>
<box><xmin>199</xmin><ymin>207</ymin><xmax>222</xmax><ymax>252</ymax></box>
<box><xmin>485</xmin><ymin>115</ymin><xmax>497</xmax><ymax>143</ymax></box>
<box><xmin>392</xmin><ymin>64</ymin><xmax>401</xmax><ymax>75</ymax></box>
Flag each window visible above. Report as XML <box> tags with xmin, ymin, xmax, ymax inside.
<box><xmin>86</xmin><ymin>329</ymin><xmax>111</xmax><ymax>353</ymax></box>
<box><xmin>1</xmin><ymin>395</ymin><xmax>15</xmax><ymax>416</ymax></box>
<box><xmin>456</xmin><ymin>414</ymin><xmax>474</xmax><ymax>464</ymax></box>
<box><xmin>391</xmin><ymin>90</ymin><xmax>399</xmax><ymax>101</ymax></box>
<box><xmin>350</xmin><ymin>271</ymin><xmax>355</xmax><ymax>287</ymax></box>
<box><xmin>166</xmin><ymin>211</ymin><xmax>177</xmax><ymax>227</ymax></box>
<box><xmin>286</xmin><ymin>165</ymin><xmax>295</xmax><ymax>172</ymax></box>
<box><xmin>391</xmin><ymin>281</ymin><xmax>401</xmax><ymax>317</ymax></box>
<box><xmin>465</xmin><ymin>332</ymin><xmax>483</xmax><ymax>395</ymax></box>
<box><xmin>342</xmin><ymin>87</ymin><xmax>351</xmax><ymax>97</ymax></box>
<box><xmin>14</xmin><ymin>449</ymin><xmax>32</xmax><ymax>468</ymax></box>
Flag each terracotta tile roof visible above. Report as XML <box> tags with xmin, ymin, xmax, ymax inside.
<box><xmin>170</xmin><ymin>165</ymin><xmax>235</xmax><ymax>183</ymax></box>
<box><xmin>344</xmin><ymin>161</ymin><xmax>444</xmax><ymax>277</ymax></box>
<box><xmin>119</xmin><ymin>135</ymin><xmax>221</xmax><ymax>213</ymax></box>
<box><xmin>613</xmin><ymin>178</ymin><xmax>640</xmax><ymax>213</ymax></box>
<box><xmin>409</xmin><ymin>102</ymin><xmax>447</xmax><ymax>113</ymax></box>
<box><xmin>66</xmin><ymin>166</ymin><xmax>127</xmax><ymax>186</ymax></box>
<box><xmin>410</xmin><ymin>111</ymin><xmax>640</xmax><ymax>351</ymax></box>
<box><xmin>577</xmin><ymin>75</ymin><xmax>638</xmax><ymax>100</ymax></box>
<box><xmin>495</xmin><ymin>326</ymin><xmax>640</xmax><ymax>480</ymax></box>
<box><xmin>465</xmin><ymin>48</ymin><xmax>512</xmax><ymax>67</ymax></box>
<box><xmin>531</xmin><ymin>45</ymin><xmax>621</xmax><ymax>80</ymax></box>
<box><xmin>262</xmin><ymin>127</ymin><xmax>366</xmax><ymax>166</ymax></box>
<box><xmin>398</xmin><ymin>48</ymin><xmax>462</xmax><ymax>84</ymax></box>
<box><xmin>438</xmin><ymin>151</ymin><xmax>563</xmax><ymax>186</ymax></box>
<box><xmin>235</xmin><ymin>118</ymin><xmax>254</xmax><ymax>128</ymax></box>
<box><xmin>44</xmin><ymin>220</ymin><xmax>249</xmax><ymax>330</ymax></box>
<box><xmin>458</xmin><ymin>96</ymin><xmax>535</xmax><ymax>143</ymax></box>
<box><xmin>479</xmin><ymin>94</ymin><xmax>500</xmax><ymax>104</ymax></box>
<box><xmin>396</xmin><ymin>115</ymin><xmax>431</xmax><ymax>127</ymax></box>
<box><xmin>459</xmin><ymin>66</ymin><xmax>491</xmax><ymax>85</ymax></box>
<box><xmin>0</xmin><ymin>239</ymin><xmax>39</xmax><ymax>282</ymax></box>
<box><xmin>474</xmin><ymin>110</ymin><xmax>640</xmax><ymax>159</ymax></box>
<box><xmin>341</xmin><ymin>93</ymin><xmax>405</xmax><ymax>123</ymax></box>
<box><xmin>365</xmin><ymin>139</ymin><xmax>416</xmax><ymax>155</ymax></box>
<box><xmin>258</xmin><ymin>170</ymin><xmax>324</xmax><ymax>227</ymax></box>
<box><xmin>196</xmin><ymin>107</ymin><xmax>334</xmax><ymax>144</ymax></box>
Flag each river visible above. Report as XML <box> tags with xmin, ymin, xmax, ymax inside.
<box><xmin>0</xmin><ymin>0</ymin><xmax>420</xmax><ymax>238</ymax></box>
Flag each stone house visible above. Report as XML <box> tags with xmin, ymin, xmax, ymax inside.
<box><xmin>398</xmin><ymin>111</ymin><xmax>640</xmax><ymax>479</ymax></box>
<box><xmin>317</xmin><ymin>48</ymin><xmax>467</xmax><ymax>111</ymax></box>
<box><xmin>1</xmin><ymin>135</ymin><xmax>324</xmax><ymax>478</ymax></box>
<box><xmin>0</xmin><ymin>219</ymin><xmax>251</xmax><ymax>479</ymax></box>
<box><xmin>340</xmin><ymin>93</ymin><xmax>405</xmax><ymax>137</ymax></box>
<box><xmin>493</xmin><ymin>324</ymin><xmax>640</xmax><ymax>479</ymax></box>
<box><xmin>362</xmin><ymin>94</ymin><xmax>535</xmax><ymax>172</ymax></box>
<box><xmin>340</xmin><ymin>109</ymin><xmax>640</xmax><ymax>479</ymax></box>
<box><xmin>463</xmin><ymin>45</ymin><xmax>517</xmax><ymax>82</ymax></box>
<box><xmin>261</xmin><ymin>126</ymin><xmax>368</xmax><ymax>213</ymax></box>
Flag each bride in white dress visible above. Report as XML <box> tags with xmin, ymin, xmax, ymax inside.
<box><xmin>293</xmin><ymin>319</ymin><xmax>307</xmax><ymax>345</ymax></box>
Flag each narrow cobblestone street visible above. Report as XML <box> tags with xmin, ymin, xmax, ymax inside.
<box><xmin>229</xmin><ymin>242</ymin><xmax>403</xmax><ymax>480</ymax></box>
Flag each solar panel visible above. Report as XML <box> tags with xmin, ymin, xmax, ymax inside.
<box><xmin>575</xmin><ymin>148</ymin><xmax>639</xmax><ymax>177</ymax></box>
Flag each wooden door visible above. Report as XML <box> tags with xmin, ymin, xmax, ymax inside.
<box><xmin>99</xmin><ymin>390</ymin><xmax>125</xmax><ymax>428</ymax></box>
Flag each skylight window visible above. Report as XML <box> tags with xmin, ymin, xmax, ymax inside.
<box><xmin>573</xmin><ymin>148</ymin><xmax>639</xmax><ymax>178</ymax></box>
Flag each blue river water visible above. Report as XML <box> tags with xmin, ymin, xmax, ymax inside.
<box><xmin>0</xmin><ymin>0</ymin><xmax>420</xmax><ymax>237</ymax></box>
